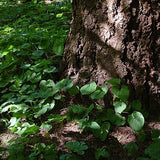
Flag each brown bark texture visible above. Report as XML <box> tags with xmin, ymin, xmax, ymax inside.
<box><xmin>63</xmin><ymin>0</ymin><xmax>160</xmax><ymax>110</ymax></box>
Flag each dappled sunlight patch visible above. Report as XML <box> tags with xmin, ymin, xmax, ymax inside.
<box><xmin>148</xmin><ymin>122</ymin><xmax>160</xmax><ymax>130</ymax></box>
<box><xmin>110</xmin><ymin>126</ymin><xmax>136</xmax><ymax>145</ymax></box>
<box><xmin>0</xmin><ymin>133</ymin><xmax>18</xmax><ymax>147</ymax></box>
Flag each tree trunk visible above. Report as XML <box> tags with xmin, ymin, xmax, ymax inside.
<box><xmin>63</xmin><ymin>0</ymin><xmax>160</xmax><ymax>111</ymax></box>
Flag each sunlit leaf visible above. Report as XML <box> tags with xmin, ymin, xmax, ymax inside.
<box><xmin>19</xmin><ymin>124</ymin><xmax>40</xmax><ymax>137</ymax></box>
<box><xmin>101</xmin><ymin>84</ymin><xmax>108</xmax><ymax>93</ymax></box>
<box><xmin>56</xmin><ymin>13</ymin><xmax>63</xmax><ymax>18</ymax></box>
<box><xmin>55</xmin><ymin>78</ymin><xmax>73</xmax><ymax>90</ymax></box>
<box><xmin>113</xmin><ymin>101</ymin><xmax>127</xmax><ymax>113</ymax></box>
<box><xmin>40</xmin><ymin>123</ymin><xmax>52</xmax><ymax>131</ymax></box>
<box><xmin>89</xmin><ymin>121</ymin><xmax>101</xmax><ymax>130</ymax></box>
<box><xmin>34</xmin><ymin>107</ymin><xmax>47</xmax><ymax>118</ymax></box>
<box><xmin>20</xmin><ymin>63</ymin><xmax>31</xmax><ymax>69</ymax></box>
<box><xmin>80</xmin><ymin>82</ymin><xmax>97</xmax><ymax>95</ymax></box>
<box><xmin>128</xmin><ymin>111</ymin><xmax>144</xmax><ymax>132</ymax></box>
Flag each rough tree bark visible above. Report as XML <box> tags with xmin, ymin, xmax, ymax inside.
<box><xmin>62</xmin><ymin>0</ymin><xmax>160</xmax><ymax>112</ymax></box>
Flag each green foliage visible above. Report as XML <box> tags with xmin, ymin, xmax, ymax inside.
<box><xmin>124</xmin><ymin>142</ymin><xmax>138</xmax><ymax>156</ymax></box>
<box><xmin>145</xmin><ymin>141</ymin><xmax>160</xmax><ymax>160</ymax></box>
<box><xmin>55</xmin><ymin>78</ymin><xmax>73</xmax><ymax>90</ymax></box>
<box><xmin>137</xmin><ymin>129</ymin><xmax>146</xmax><ymax>142</ymax></box>
<box><xmin>131</xmin><ymin>100</ymin><xmax>142</xmax><ymax>111</ymax></box>
<box><xmin>80</xmin><ymin>82</ymin><xmax>97</xmax><ymax>95</ymax></box>
<box><xmin>60</xmin><ymin>153</ymin><xmax>80</xmax><ymax>160</ymax></box>
<box><xmin>113</xmin><ymin>100</ymin><xmax>127</xmax><ymax>114</ymax></box>
<box><xmin>104</xmin><ymin>109</ymin><xmax>126</xmax><ymax>126</ymax></box>
<box><xmin>6</xmin><ymin>138</ymin><xmax>58</xmax><ymax>160</ymax></box>
<box><xmin>66</xmin><ymin>78</ymin><xmax>145</xmax><ymax>142</ymax></box>
<box><xmin>91</xmin><ymin>84</ymin><xmax>108</xmax><ymax>100</ymax></box>
<box><xmin>151</xmin><ymin>130</ymin><xmax>160</xmax><ymax>141</ymax></box>
<box><xmin>0</xmin><ymin>2</ymin><xmax>148</xmax><ymax>158</ymax></box>
<box><xmin>95</xmin><ymin>148</ymin><xmax>110</xmax><ymax>160</ymax></box>
<box><xmin>92</xmin><ymin>122</ymin><xmax>110</xmax><ymax>141</ymax></box>
<box><xmin>67</xmin><ymin>104</ymin><xmax>94</xmax><ymax>121</ymax></box>
<box><xmin>29</xmin><ymin>143</ymin><xmax>58</xmax><ymax>160</ymax></box>
<box><xmin>0</xmin><ymin>0</ymin><xmax>72</xmax><ymax>141</ymax></box>
<box><xmin>66</xmin><ymin>141</ymin><xmax>88</xmax><ymax>155</ymax></box>
<box><xmin>108</xmin><ymin>80</ymin><xmax>145</xmax><ymax>131</ymax></box>
<box><xmin>34</xmin><ymin>100</ymin><xmax>55</xmax><ymax>118</ymax></box>
<box><xmin>7</xmin><ymin>144</ymin><xmax>25</xmax><ymax>160</ymax></box>
<box><xmin>89</xmin><ymin>121</ymin><xmax>101</xmax><ymax>130</ymax></box>
<box><xmin>40</xmin><ymin>123</ymin><xmax>52</xmax><ymax>131</ymax></box>
<box><xmin>68</xmin><ymin>85</ymin><xmax>79</xmax><ymax>95</ymax></box>
<box><xmin>107</xmin><ymin>78</ymin><xmax>121</xmax><ymax>85</ymax></box>
<box><xmin>128</xmin><ymin>111</ymin><xmax>144</xmax><ymax>132</ymax></box>
<box><xmin>80</xmin><ymin>82</ymin><xmax>108</xmax><ymax>99</ymax></box>
<box><xmin>111</xmin><ymin>85</ymin><xmax>129</xmax><ymax>102</ymax></box>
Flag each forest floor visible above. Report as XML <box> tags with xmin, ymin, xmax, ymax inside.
<box><xmin>0</xmin><ymin>1</ymin><xmax>160</xmax><ymax>160</ymax></box>
<box><xmin>1</xmin><ymin>97</ymin><xmax>160</xmax><ymax>160</ymax></box>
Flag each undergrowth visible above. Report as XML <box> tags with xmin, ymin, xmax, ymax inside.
<box><xmin>0</xmin><ymin>1</ymin><xmax>160</xmax><ymax>160</ymax></box>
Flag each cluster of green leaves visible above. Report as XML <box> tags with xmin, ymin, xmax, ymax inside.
<box><xmin>124</xmin><ymin>130</ymin><xmax>160</xmax><ymax>160</ymax></box>
<box><xmin>60</xmin><ymin>141</ymin><xmax>109</xmax><ymax>160</ymax></box>
<box><xmin>4</xmin><ymin>137</ymin><xmax>58</xmax><ymax>160</ymax></box>
<box><xmin>66</xmin><ymin>79</ymin><xmax>145</xmax><ymax>142</ymax></box>
<box><xmin>137</xmin><ymin>130</ymin><xmax>160</xmax><ymax>160</ymax></box>
<box><xmin>0</xmin><ymin>0</ymin><xmax>72</xmax><ymax>137</ymax></box>
<box><xmin>95</xmin><ymin>148</ymin><xmax>110</xmax><ymax>160</ymax></box>
<box><xmin>66</xmin><ymin>141</ymin><xmax>88</xmax><ymax>155</ymax></box>
<box><xmin>1</xmin><ymin>140</ymin><xmax>45</xmax><ymax>160</ymax></box>
<box><xmin>2</xmin><ymin>77</ymin><xmax>146</xmax><ymax>159</ymax></box>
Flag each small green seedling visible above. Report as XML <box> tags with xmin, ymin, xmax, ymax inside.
<box><xmin>60</xmin><ymin>153</ymin><xmax>79</xmax><ymax>160</ymax></box>
<box><xmin>66</xmin><ymin>141</ymin><xmax>88</xmax><ymax>155</ymax></box>
<box><xmin>95</xmin><ymin>148</ymin><xmax>110</xmax><ymax>160</ymax></box>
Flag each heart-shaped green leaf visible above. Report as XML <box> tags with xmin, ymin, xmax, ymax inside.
<box><xmin>128</xmin><ymin>111</ymin><xmax>144</xmax><ymax>132</ymax></box>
